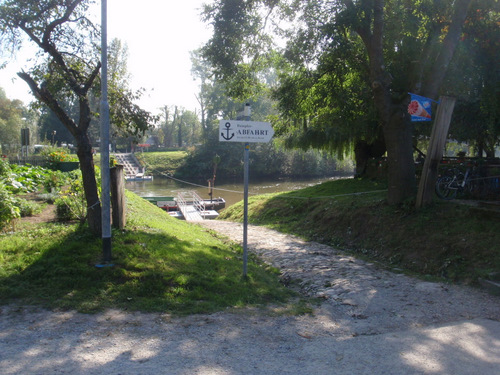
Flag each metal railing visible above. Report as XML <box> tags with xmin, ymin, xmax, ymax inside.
<box><xmin>7</xmin><ymin>156</ymin><xmax>47</xmax><ymax>167</ymax></box>
<box><xmin>177</xmin><ymin>192</ymin><xmax>187</xmax><ymax>213</ymax></box>
<box><xmin>177</xmin><ymin>191</ymin><xmax>206</xmax><ymax>220</ymax></box>
<box><xmin>192</xmin><ymin>192</ymin><xmax>206</xmax><ymax>215</ymax></box>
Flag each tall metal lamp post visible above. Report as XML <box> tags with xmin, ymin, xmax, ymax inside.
<box><xmin>100</xmin><ymin>0</ymin><xmax>112</xmax><ymax>263</ymax></box>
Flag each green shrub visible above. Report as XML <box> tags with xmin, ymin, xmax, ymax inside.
<box><xmin>2</xmin><ymin>164</ymin><xmax>52</xmax><ymax>194</ymax></box>
<box><xmin>43</xmin><ymin>169</ymin><xmax>70</xmax><ymax>193</ymax></box>
<box><xmin>15</xmin><ymin>198</ymin><xmax>43</xmax><ymax>217</ymax></box>
<box><xmin>0</xmin><ymin>158</ymin><xmax>11</xmax><ymax>176</ymax></box>
<box><xmin>55</xmin><ymin>176</ymin><xmax>86</xmax><ymax>222</ymax></box>
<box><xmin>0</xmin><ymin>182</ymin><xmax>20</xmax><ymax>230</ymax></box>
<box><xmin>55</xmin><ymin>196</ymin><xmax>75</xmax><ymax>221</ymax></box>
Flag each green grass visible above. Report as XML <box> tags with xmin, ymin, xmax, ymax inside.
<box><xmin>136</xmin><ymin>151</ymin><xmax>188</xmax><ymax>176</ymax></box>
<box><xmin>0</xmin><ymin>191</ymin><xmax>294</xmax><ymax>314</ymax></box>
<box><xmin>219</xmin><ymin>178</ymin><xmax>500</xmax><ymax>285</ymax></box>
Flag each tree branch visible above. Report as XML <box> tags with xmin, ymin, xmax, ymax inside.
<box><xmin>17</xmin><ymin>71</ymin><xmax>79</xmax><ymax>137</ymax></box>
<box><xmin>43</xmin><ymin>0</ymin><xmax>82</xmax><ymax>46</ymax></box>
<box><xmin>82</xmin><ymin>61</ymin><xmax>101</xmax><ymax>94</ymax></box>
<box><xmin>18</xmin><ymin>1</ymin><xmax>87</xmax><ymax>97</ymax></box>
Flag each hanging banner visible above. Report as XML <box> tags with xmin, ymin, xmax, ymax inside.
<box><xmin>408</xmin><ymin>93</ymin><xmax>433</xmax><ymax>122</ymax></box>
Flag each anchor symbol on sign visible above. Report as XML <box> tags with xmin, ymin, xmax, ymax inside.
<box><xmin>221</xmin><ymin>122</ymin><xmax>234</xmax><ymax>140</ymax></box>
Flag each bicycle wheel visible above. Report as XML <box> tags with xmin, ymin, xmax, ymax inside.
<box><xmin>435</xmin><ymin>175</ymin><xmax>458</xmax><ymax>199</ymax></box>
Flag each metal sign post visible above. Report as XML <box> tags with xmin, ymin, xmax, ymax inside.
<box><xmin>219</xmin><ymin>105</ymin><xmax>274</xmax><ymax>277</ymax></box>
<box><xmin>243</xmin><ymin>141</ymin><xmax>250</xmax><ymax>277</ymax></box>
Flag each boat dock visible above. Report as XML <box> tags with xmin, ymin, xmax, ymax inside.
<box><xmin>176</xmin><ymin>191</ymin><xmax>221</xmax><ymax>221</ymax></box>
<box><xmin>142</xmin><ymin>192</ymin><xmax>223</xmax><ymax>221</ymax></box>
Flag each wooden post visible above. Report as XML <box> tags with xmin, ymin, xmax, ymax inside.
<box><xmin>110</xmin><ymin>165</ymin><xmax>126</xmax><ymax>229</ymax></box>
<box><xmin>416</xmin><ymin>96</ymin><xmax>456</xmax><ymax>208</ymax></box>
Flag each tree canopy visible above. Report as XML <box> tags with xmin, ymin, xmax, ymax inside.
<box><xmin>201</xmin><ymin>0</ymin><xmax>494</xmax><ymax>203</ymax></box>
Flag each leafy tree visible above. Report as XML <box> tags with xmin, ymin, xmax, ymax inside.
<box><xmin>158</xmin><ymin>106</ymin><xmax>175</xmax><ymax>148</ymax></box>
<box><xmin>0</xmin><ymin>87</ymin><xmax>25</xmax><ymax>153</ymax></box>
<box><xmin>202</xmin><ymin>0</ymin><xmax>475</xmax><ymax>204</ymax></box>
<box><xmin>0</xmin><ymin>0</ymin><xmax>103</xmax><ymax>233</ymax></box>
<box><xmin>178</xmin><ymin>109</ymin><xmax>202</xmax><ymax>146</ymax></box>
<box><xmin>191</xmin><ymin>49</ymin><xmax>255</xmax><ymax>135</ymax></box>
<box><xmin>157</xmin><ymin>105</ymin><xmax>201</xmax><ymax>148</ymax></box>
<box><xmin>446</xmin><ymin>0</ymin><xmax>500</xmax><ymax>157</ymax></box>
<box><xmin>191</xmin><ymin>50</ymin><xmax>212</xmax><ymax>137</ymax></box>
<box><xmin>0</xmin><ymin>1</ymin><xmax>153</xmax><ymax>234</ymax></box>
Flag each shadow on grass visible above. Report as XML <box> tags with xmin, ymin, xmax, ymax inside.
<box><xmin>0</xmin><ymin>224</ymin><xmax>292</xmax><ymax>315</ymax></box>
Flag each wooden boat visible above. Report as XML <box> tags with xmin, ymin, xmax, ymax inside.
<box><xmin>142</xmin><ymin>196</ymin><xmax>226</xmax><ymax>212</ymax></box>
<box><xmin>203</xmin><ymin>197</ymin><xmax>226</xmax><ymax>211</ymax></box>
<box><xmin>125</xmin><ymin>173</ymin><xmax>153</xmax><ymax>182</ymax></box>
<box><xmin>142</xmin><ymin>196</ymin><xmax>177</xmax><ymax>211</ymax></box>
<box><xmin>167</xmin><ymin>210</ymin><xmax>219</xmax><ymax>220</ymax></box>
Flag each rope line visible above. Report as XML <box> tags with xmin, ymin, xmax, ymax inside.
<box><xmin>141</xmin><ymin>157</ymin><xmax>349</xmax><ymax>198</ymax></box>
<box><xmin>152</xmin><ymin>168</ymin><xmax>387</xmax><ymax>201</ymax></box>
<box><xmin>159</xmin><ymin>172</ymin><xmax>248</xmax><ymax>195</ymax></box>
<box><xmin>135</xmin><ymin>158</ymin><xmax>498</xmax><ymax>202</ymax></box>
<box><xmin>277</xmin><ymin>189</ymin><xmax>388</xmax><ymax>200</ymax></box>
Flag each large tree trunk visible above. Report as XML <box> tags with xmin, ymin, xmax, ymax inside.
<box><xmin>358</xmin><ymin>0</ymin><xmax>416</xmax><ymax>203</ymax></box>
<box><xmin>75</xmin><ymin>129</ymin><xmax>102</xmax><ymax>235</ymax></box>
<box><xmin>76</xmin><ymin>96</ymin><xmax>102</xmax><ymax>235</ymax></box>
<box><xmin>370</xmin><ymin>74</ymin><xmax>416</xmax><ymax>202</ymax></box>
<box><xmin>354</xmin><ymin>134</ymin><xmax>386</xmax><ymax>177</ymax></box>
<box><xmin>382</xmin><ymin>110</ymin><xmax>416</xmax><ymax>204</ymax></box>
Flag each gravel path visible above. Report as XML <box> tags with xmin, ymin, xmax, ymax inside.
<box><xmin>1</xmin><ymin>220</ymin><xmax>499</xmax><ymax>375</ymax></box>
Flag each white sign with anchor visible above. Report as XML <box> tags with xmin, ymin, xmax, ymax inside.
<box><xmin>219</xmin><ymin>120</ymin><xmax>274</xmax><ymax>143</ymax></box>
<box><xmin>218</xmin><ymin>106</ymin><xmax>275</xmax><ymax>278</ymax></box>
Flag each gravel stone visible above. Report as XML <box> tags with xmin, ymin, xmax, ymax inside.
<box><xmin>0</xmin><ymin>220</ymin><xmax>498</xmax><ymax>375</ymax></box>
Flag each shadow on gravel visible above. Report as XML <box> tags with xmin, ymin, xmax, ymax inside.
<box><xmin>0</xmin><ymin>307</ymin><xmax>499</xmax><ymax>375</ymax></box>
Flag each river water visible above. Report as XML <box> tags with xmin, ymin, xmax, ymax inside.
<box><xmin>126</xmin><ymin>176</ymin><xmax>349</xmax><ymax>208</ymax></box>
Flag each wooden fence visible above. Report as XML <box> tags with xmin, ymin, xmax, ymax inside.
<box><xmin>7</xmin><ymin>156</ymin><xmax>48</xmax><ymax>168</ymax></box>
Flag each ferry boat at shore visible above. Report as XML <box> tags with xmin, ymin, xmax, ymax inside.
<box><xmin>142</xmin><ymin>196</ymin><xmax>226</xmax><ymax>211</ymax></box>
<box><xmin>125</xmin><ymin>173</ymin><xmax>154</xmax><ymax>182</ymax></box>
<box><xmin>141</xmin><ymin>195</ymin><xmax>226</xmax><ymax>220</ymax></box>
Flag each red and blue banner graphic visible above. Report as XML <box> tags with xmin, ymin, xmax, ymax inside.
<box><xmin>408</xmin><ymin>93</ymin><xmax>433</xmax><ymax>122</ymax></box>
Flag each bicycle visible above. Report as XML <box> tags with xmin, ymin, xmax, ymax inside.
<box><xmin>435</xmin><ymin>165</ymin><xmax>477</xmax><ymax>200</ymax></box>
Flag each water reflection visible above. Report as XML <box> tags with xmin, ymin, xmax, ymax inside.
<box><xmin>126</xmin><ymin>176</ymin><xmax>349</xmax><ymax>208</ymax></box>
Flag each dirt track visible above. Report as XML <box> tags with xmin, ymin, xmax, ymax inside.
<box><xmin>1</xmin><ymin>221</ymin><xmax>499</xmax><ymax>375</ymax></box>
